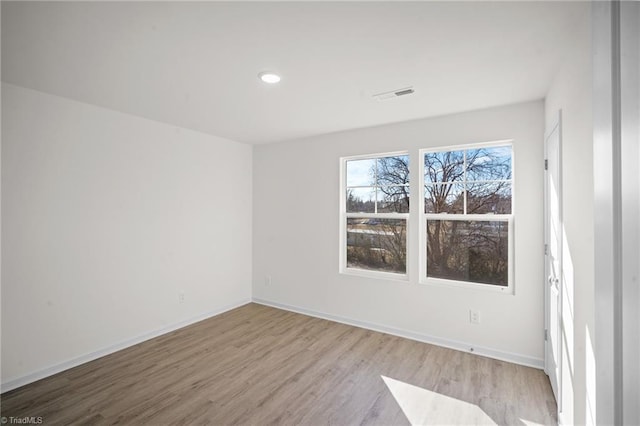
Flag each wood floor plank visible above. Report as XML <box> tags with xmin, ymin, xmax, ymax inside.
<box><xmin>1</xmin><ymin>303</ymin><xmax>557</xmax><ymax>425</ymax></box>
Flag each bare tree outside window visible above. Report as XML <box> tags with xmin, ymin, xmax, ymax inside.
<box><xmin>424</xmin><ymin>145</ymin><xmax>512</xmax><ymax>287</ymax></box>
<box><xmin>344</xmin><ymin>154</ymin><xmax>409</xmax><ymax>274</ymax></box>
<box><xmin>342</xmin><ymin>145</ymin><xmax>512</xmax><ymax>285</ymax></box>
<box><xmin>347</xmin><ymin>218</ymin><xmax>406</xmax><ymax>273</ymax></box>
<box><xmin>377</xmin><ymin>156</ymin><xmax>410</xmax><ymax>213</ymax></box>
<box><xmin>426</xmin><ymin>220</ymin><xmax>509</xmax><ymax>285</ymax></box>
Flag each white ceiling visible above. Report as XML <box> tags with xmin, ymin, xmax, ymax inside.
<box><xmin>1</xmin><ymin>1</ymin><xmax>587</xmax><ymax>144</ymax></box>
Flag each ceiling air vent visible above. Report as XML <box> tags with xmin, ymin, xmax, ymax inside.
<box><xmin>373</xmin><ymin>86</ymin><xmax>415</xmax><ymax>101</ymax></box>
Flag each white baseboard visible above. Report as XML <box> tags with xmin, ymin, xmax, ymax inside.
<box><xmin>252</xmin><ymin>297</ymin><xmax>544</xmax><ymax>370</ymax></box>
<box><xmin>1</xmin><ymin>298</ymin><xmax>252</xmax><ymax>393</ymax></box>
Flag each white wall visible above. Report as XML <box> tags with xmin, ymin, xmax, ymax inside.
<box><xmin>1</xmin><ymin>83</ymin><xmax>252</xmax><ymax>389</ymax></box>
<box><xmin>544</xmin><ymin>5</ymin><xmax>593</xmax><ymax>425</ymax></box>
<box><xmin>253</xmin><ymin>100</ymin><xmax>545</xmax><ymax>366</ymax></box>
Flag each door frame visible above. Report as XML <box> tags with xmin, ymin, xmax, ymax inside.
<box><xmin>544</xmin><ymin>109</ymin><xmax>563</xmax><ymax>413</ymax></box>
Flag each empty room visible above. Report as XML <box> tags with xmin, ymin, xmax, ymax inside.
<box><xmin>1</xmin><ymin>1</ymin><xmax>638</xmax><ymax>425</ymax></box>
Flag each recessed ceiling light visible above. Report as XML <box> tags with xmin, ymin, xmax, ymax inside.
<box><xmin>258</xmin><ymin>72</ymin><xmax>281</xmax><ymax>84</ymax></box>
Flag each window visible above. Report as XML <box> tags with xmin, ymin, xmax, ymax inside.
<box><xmin>341</xmin><ymin>152</ymin><xmax>409</xmax><ymax>277</ymax></box>
<box><xmin>420</xmin><ymin>143</ymin><xmax>513</xmax><ymax>290</ymax></box>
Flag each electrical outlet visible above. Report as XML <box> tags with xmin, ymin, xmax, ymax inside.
<box><xmin>469</xmin><ymin>309</ymin><xmax>481</xmax><ymax>324</ymax></box>
<box><xmin>179</xmin><ymin>292</ymin><xmax>185</xmax><ymax>304</ymax></box>
<box><xmin>265</xmin><ymin>275</ymin><xmax>272</xmax><ymax>286</ymax></box>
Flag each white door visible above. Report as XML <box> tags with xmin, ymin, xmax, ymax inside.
<box><xmin>545</xmin><ymin>112</ymin><xmax>562</xmax><ymax>411</ymax></box>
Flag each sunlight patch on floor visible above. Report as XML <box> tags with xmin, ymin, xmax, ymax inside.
<box><xmin>381</xmin><ymin>375</ymin><xmax>497</xmax><ymax>425</ymax></box>
<box><xmin>518</xmin><ymin>420</ymin><xmax>547</xmax><ymax>426</ymax></box>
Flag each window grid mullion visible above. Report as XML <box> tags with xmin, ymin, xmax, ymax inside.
<box><xmin>425</xmin><ymin>179</ymin><xmax>510</xmax><ymax>185</ymax></box>
<box><xmin>463</xmin><ymin>150</ymin><xmax>468</xmax><ymax>214</ymax></box>
<box><xmin>425</xmin><ymin>213</ymin><xmax>512</xmax><ymax>221</ymax></box>
<box><xmin>374</xmin><ymin>160</ymin><xmax>378</xmax><ymax>214</ymax></box>
<box><xmin>347</xmin><ymin>183</ymin><xmax>410</xmax><ymax>189</ymax></box>
<box><xmin>347</xmin><ymin>212</ymin><xmax>410</xmax><ymax>219</ymax></box>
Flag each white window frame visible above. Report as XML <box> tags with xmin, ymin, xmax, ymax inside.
<box><xmin>418</xmin><ymin>140</ymin><xmax>515</xmax><ymax>294</ymax></box>
<box><xmin>339</xmin><ymin>151</ymin><xmax>410</xmax><ymax>281</ymax></box>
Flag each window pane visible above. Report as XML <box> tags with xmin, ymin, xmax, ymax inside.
<box><xmin>346</xmin><ymin>188</ymin><xmax>376</xmax><ymax>213</ymax></box>
<box><xmin>424</xmin><ymin>183</ymin><xmax>464</xmax><ymax>213</ymax></box>
<box><xmin>346</xmin><ymin>158</ymin><xmax>376</xmax><ymax>186</ymax></box>
<box><xmin>424</xmin><ymin>150</ymin><xmax>465</xmax><ymax>183</ymax></box>
<box><xmin>426</xmin><ymin>220</ymin><xmax>508</xmax><ymax>286</ymax></box>
<box><xmin>465</xmin><ymin>146</ymin><xmax>512</xmax><ymax>181</ymax></box>
<box><xmin>347</xmin><ymin>218</ymin><xmax>406</xmax><ymax>274</ymax></box>
<box><xmin>466</xmin><ymin>182</ymin><xmax>512</xmax><ymax>214</ymax></box>
<box><xmin>377</xmin><ymin>155</ymin><xmax>410</xmax><ymax>186</ymax></box>
<box><xmin>378</xmin><ymin>185</ymin><xmax>410</xmax><ymax>213</ymax></box>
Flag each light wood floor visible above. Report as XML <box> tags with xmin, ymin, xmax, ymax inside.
<box><xmin>1</xmin><ymin>303</ymin><xmax>557</xmax><ymax>425</ymax></box>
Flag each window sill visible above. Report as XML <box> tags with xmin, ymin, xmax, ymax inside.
<box><xmin>341</xmin><ymin>267</ymin><xmax>409</xmax><ymax>282</ymax></box>
<box><xmin>419</xmin><ymin>276</ymin><xmax>514</xmax><ymax>295</ymax></box>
